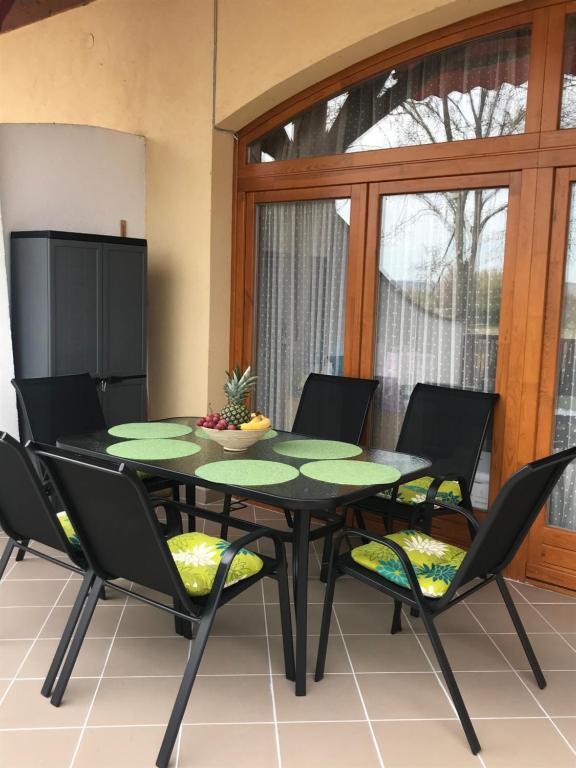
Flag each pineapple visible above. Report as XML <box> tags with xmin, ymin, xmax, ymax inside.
<box><xmin>221</xmin><ymin>365</ymin><xmax>258</xmax><ymax>426</ymax></box>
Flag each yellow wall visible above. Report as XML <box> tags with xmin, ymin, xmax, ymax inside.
<box><xmin>0</xmin><ymin>0</ymin><xmax>516</xmax><ymax>416</ymax></box>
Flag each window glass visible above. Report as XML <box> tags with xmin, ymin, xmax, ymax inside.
<box><xmin>372</xmin><ymin>187</ymin><xmax>508</xmax><ymax>509</ymax></box>
<box><xmin>248</xmin><ymin>27</ymin><xmax>531</xmax><ymax>163</ymax></box>
<box><xmin>560</xmin><ymin>15</ymin><xmax>576</xmax><ymax>129</ymax></box>
<box><xmin>254</xmin><ymin>199</ymin><xmax>350</xmax><ymax>429</ymax></box>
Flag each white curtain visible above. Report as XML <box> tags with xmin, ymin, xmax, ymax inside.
<box><xmin>550</xmin><ymin>184</ymin><xmax>576</xmax><ymax>531</ymax></box>
<box><xmin>373</xmin><ymin>188</ymin><xmax>508</xmax><ymax>507</ymax></box>
<box><xmin>0</xmin><ymin>200</ymin><xmax>18</xmax><ymax>437</ymax></box>
<box><xmin>254</xmin><ymin>199</ymin><xmax>349</xmax><ymax>429</ymax></box>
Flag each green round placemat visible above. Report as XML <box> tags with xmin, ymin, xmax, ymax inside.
<box><xmin>273</xmin><ymin>439</ymin><xmax>362</xmax><ymax>460</ymax></box>
<box><xmin>195</xmin><ymin>459</ymin><xmax>299</xmax><ymax>486</ymax></box>
<box><xmin>106</xmin><ymin>439</ymin><xmax>201</xmax><ymax>461</ymax></box>
<box><xmin>194</xmin><ymin>427</ymin><xmax>278</xmax><ymax>440</ymax></box>
<box><xmin>300</xmin><ymin>459</ymin><xmax>401</xmax><ymax>486</ymax></box>
<box><xmin>108</xmin><ymin>422</ymin><xmax>193</xmax><ymax>439</ymax></box>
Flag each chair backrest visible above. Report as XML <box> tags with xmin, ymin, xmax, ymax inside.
<box><xmin>35</xmin><ymin>446</ymin><xmax>191</xmax><ymax>605</ymax></box>
<box><xmin>12</xmin><ymin>373</ymin><xmax>106</xmax><ymax>445</ymax></box>
<box><xmin>395</xmin><ymin>383</ymin><xmax>498</xmax><ymax>485</ymax></box>
<box><xmin>0</xmin><ymin>433</ymin><xmax>77</xmax><ymax>558</ymax></box>
<box><xmin>291</xmin><ymin>373</ymin><xmax>379</xmax><ymax>444</ymax></box>
<box><xmin>450</xmin><ymin>446</ymin><xmax>576</xmax><ymax>594</ymax></box>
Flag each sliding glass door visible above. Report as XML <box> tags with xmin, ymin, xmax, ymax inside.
<box><xmin>369</xmin><ymin>183</ymin><xmax>509</xmax><ymax>508</ymax></box>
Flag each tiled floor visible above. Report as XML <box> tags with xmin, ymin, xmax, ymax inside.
<box><xmin>1</xmin><ymin>504</ymin><xmax>576</xmax><ymax>768</ymax></box>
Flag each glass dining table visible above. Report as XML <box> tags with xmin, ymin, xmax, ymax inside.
<box><xmin>57</xmin><ymin>416</ymin><xmax>431</xmax><ymax>696</ymax></box>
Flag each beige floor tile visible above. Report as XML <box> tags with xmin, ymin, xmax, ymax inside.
<box><xmin>0</xmin><ymin>579</ymin><xmax>69</xmax><ymax>607</ymax></box>
<box><xmin>103</xmin><ymin>636</ymin><xmax>190</xmax><ymax>677</ymax></box>
<box><xmin>0</xmin><ymin>606</ymin><xmax>51</xmax><ymax>639</ymax></box>
<box><xmin>533</xmin><ymin>604</ymin><xmax>576</xmax><ymax>633</ymax></box>
<box><xmin>4</xmin><ymin>557</ymin><xmax>70</xmax><ymax>580</ymax></box>
<box><xmin>183</xmin><ymin>675</ymin><xmax>274</xmax><ymax>723</ymax></box>
<box><xmin>74</xmin><ymin>725</ymin><xmax>165</xmax><ymax>768</ymax></box>
<box><xmin>211</xmin><ymin>603</ymin><xmax>266</xmax><ymax>636</ymax></box>
<box><xmin>467</xmin><ymin>603</ymin><xmax>552</xmax><ymax>634</ymax></box>
<box><xmin>373</xmin><ymin>719</ymin><xmax>478</xmax><ymax>767</ymax></box>
<box><xmin>269</xmin><ymin>633</ymin><xmax>351</xmax><ymax>675</ymax></box>
<box><xmin>460</xmin><ymin>578</ymin><xmax>520</xmax><ymax>603</ymax></box>
<box><xmin>332</xmin><ymin>602</ymin><xmax>399</xmax><ymax>635</ymax></box>
<box><xmin>0</xmin><ymin>679</ymin><xmax>10</xmax><ymax>698</ymax></box>
<box><xmin>474</xmin><ymin>717</ymin><xmax>576</xmax><ymax>767</ymax></box>
<box><xmin>454</xmin><ymin>671</ymin><xmax>542</xmax><ymax>717</ymax></box>
<box><xmin>88</xmin><ymin>676</ymin><xmax>179</xmax><ymax>725</ymax></box>
<box><xmin>179</xmin><ymin>723</ymin><xmax>278</xmax><ymax>767</ymax></box>
<box><xmin>332</xmin><ymin>578</ymin><xmax>393</xmax><ymax>604</ymax></box>
<box><xmin>279</xmin><ymin>722</ymin><xmax>381</xmax><ymax>768</ymax></box>
<box><xmin>115</xmin><ymin>604</ymin><xmax>175</xmax><ymax>637</ymax></box>
<box><xmin>518</xmin><ymin>670</ymin><xmax>576</xmax><ymax>716</ymax></box>
<box><xmin>345</xmin><ymin>634</ymin><xmax>430</xmax><ymax>673</ymax></box>
<box><xmin>265</xmin><ymin>602</ymin><xmax>334</xmax><ymax>636</ymax></box>
<box><xmin>513</xmin><ymin>582</ymin><xmax>576</xmax><ymax>605</ymax></box>
<box><xmin>0</xmin><ymin>728</ymin><xmax>80</xmax><ymax>768</ymax></box>
<box><xmin>553</xmin><ymin>717</ymin><xmax>576</xmax><ymax>750</ymax></box>
<box><xmin>199</xmin><ymin>635</ymin><xmax>270</xmax><ymax>675</ymax></box>
<box><xmin>41</xmin><ymin>605</ymin><xmax>123</xmax><ymax>639</ymax></box>
<box><xmin>492</xmin><ymin>632</ymin><xmax>576</xmax><ymax>670</ymax></box>
<box><xmin>0</xmin><ymin>638</ymin><xmax>32</xmax><ymax>677</ymax></box>
<box><xmin>418</xmin><ymin>634</ymin><xmax>510</xmax><ymax>671</ymax></box>
<box><xmin>57</xmin><ymin>580</ymin><xmax>124</xmax><ymax>607</ymax></box>
<box><xmin>408</xmin><ymin>603</ymin><xmax>484</xmax><ymax>634</ymax></box>
<box><xmin>0</xmin><ymin>678</ymin><xmax>98</xmax><ymax>727</ymax></box>
<box><xmin>274</xmin><ymin>673</ymin><xmax>364</xmax><ymax>721</ymax></box>
<box><xmin>357</xmin><ymin>671</ymin><xmax>454</xmax><ymax>719</ymax></box>
<box><xmin>19</xmin><ymin>637</ymin><xmax>112</xmax><ymax>679</ymax></box>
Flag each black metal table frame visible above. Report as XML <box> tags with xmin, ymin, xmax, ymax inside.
<box><xmin>57</xmin><ymin>419</ymin><xmax>431</xmax><ymax>696</ymax></box>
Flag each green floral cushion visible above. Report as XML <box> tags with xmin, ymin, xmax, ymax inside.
<box><xmin>168</xmin><ymin>532</ymin><xmax>263</xmax><ymax>597</ymax></box>
<box><xmin>56</xmin><ymin>511</ymin><xmax>81</xmax><ymax>550</ymax></box>
<box><xmin>379</xmin><ymin>475</ymin><xmax>462</xmax><ymax>507</ymax></box>
<box><xmin>351</xmin><ymin>530</ymin><xmax>466</xmax><ymax>598</ymax></box>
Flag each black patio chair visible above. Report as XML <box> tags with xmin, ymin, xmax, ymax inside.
<box><xmin>220</xmin><ymin>373</ymin><xmax>379</xmax><ymax>579</ymax></box>
<box><xmin>354</xmin><ymin>383</ymin><xmax>498</xmax><ymax>535</ymax></box>
<box><xmin>34</xmin><ymin>445</ymin><xmax>294</xmax><ymax>768</ymax></box>
<box><xmin>316</xmin><ymin>445</ymin><xmax>576</xmax><ymax>756</ymax></box>
<box><xmin>0</xmin><ymin>433</ymin><xmax>99</xmax><ymax>700</ymax></box>
<box><xmin>12</xmin><ymin>373</ymin><xmax>182</xmax><ymax>554</ymax></box>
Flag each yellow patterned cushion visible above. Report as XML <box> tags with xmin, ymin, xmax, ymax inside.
<box><xmin>56</xmin><ymin>511</ymin><xmax>81</xmax><ymax>550</ymax></box>
<box><xmin>168</xmin><ymin>532</ymin><xmax>263</xmax><ymax>597</ymax></box>
<box><xmin>379</xmin><ymin>475</ymin><xmax>462</xmax><ymax>507</ymax></box>
<box><xmin>351</xmin><ymin>530</ymin><xmax>466</xmax><ymax>598</ymax></box>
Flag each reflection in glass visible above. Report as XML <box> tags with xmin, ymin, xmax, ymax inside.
<box><xmin>560</xmin><ymin>16</ymin><xmax>576</xmax><ymax>129</ymax></box>
<box><xmin>373</xmin><ymin>188</ymin><xmax>508</xmax><ymax>508</ymax></box>
<box><xmin>549</xmin><ymin>185</ymin><xmax>576</xmax><ymax>530</ymax></box>
<box><xmin>248</xmin><ymin>27</ymin><xmax>530</xmax><ymax>163</ymax></box>
<box><xmin>254</xmin><ymin>199</ymin><xmax>349</xmax><ymax>429</ymax></box>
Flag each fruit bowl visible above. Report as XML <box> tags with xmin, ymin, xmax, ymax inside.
<box><xmin>201</xmin><ymin>426</ymin><xmax>269</xmax><ymax>452</ymax></box>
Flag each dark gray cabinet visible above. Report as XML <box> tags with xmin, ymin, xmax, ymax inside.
<box><xmin>10</xmin><ymin>231</ymin><xmax>148</xmax><ymax>425</ymax></box>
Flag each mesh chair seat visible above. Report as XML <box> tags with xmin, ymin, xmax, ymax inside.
<box><xmin>378</xmin><ymin>476</ymin><xmax>463</xmax><ymax>507</ymax></box>
<box><xmin>351</xmin><ymin>530</ymin><xmax>466</xmax><ymax>598</ymax></box>
<box><xmin>167</xmin><ymin>532</ymin><xmax>263</xmax><ymax>597</ymax></box>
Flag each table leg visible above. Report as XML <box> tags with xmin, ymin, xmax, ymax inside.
<box><xmin>292</xmin><ymin>510</ymin><xmax>310</xmax><ymax>696</ymax></box>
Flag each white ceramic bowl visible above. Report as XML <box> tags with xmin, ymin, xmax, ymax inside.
<box><xmin>201</xmin><ymin>426</ymin><xmax>269</xmax><ymax>451</ymax></box>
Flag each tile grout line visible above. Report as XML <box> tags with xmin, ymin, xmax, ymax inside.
<box><xmin>67</xmin><ymin>582</ymin><xmax>133</xmax><ymax>768</ymax></box>
<box><xmin>462</xmin><ymin>600</ymin><xmax>576</xmax><ymax>758</ymax></box>
<box><xmin>310</xmin><ymin>540</ymin><xmax>387</xmax><ymax>768</ymax></box>
<box><xmin>508</xmin><ymin>581</ymin><xmax>576</xmax><ymax>654</ymax></box>
<box><xmin>399</xmin><ymin>607</ymin><xmax>488</xmax><ymax>768</ymax></box>
<box><xmin>0</xmin><ymin>570</ymin><xmax>75</xmax><ymax>709</ymax></box>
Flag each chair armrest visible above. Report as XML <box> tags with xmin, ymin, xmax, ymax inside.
<box><xmin>425</xmin><ymin>499</ymin><xmax>480</xmax><ymax>534</ymax></box>
<box><xmin>150</xmin><ymin>498</ymin><xmax>184</xmax><ymax>537</ymax></box>
<box><xmin>333</xmin><ymin>528</ymin><xmax>426</xmax><ymax>602</ymax></box>
<box><xmin>424</xmin><ymin>474</ymin><xmax>472</xmax><ymax>508</ymax></box>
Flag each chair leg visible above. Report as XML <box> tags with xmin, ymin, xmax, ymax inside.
<box><xmin>173</xmin><ymin>599</ymin><xmax>194</xmax><ymax>640</ymax></box>
<box><xmin>41</xmin><ymin>571</ymin><xmax>96</xmax><ymax>697</ymax></box>
<box><xmin>155</xmin><ymin>612</ymin><xmax>215</xmax><ymax>768</ymax></box>
<box><xmin>496</xmin><ymin>575</ymin><xmax>546</xmax><ymax>689</ymax></box>
<box><xmin>185</xmin><ymin>485</ymin><xmax>196</xmax><ymax>532</ymax></box>
<box><xmin>0</xmin><ymin>538</ymin><xmax>16</xmax><ymax>579</ymax></box>
<box><xmin>354</xmin><ymin>509</ymin><xmax>366</xmax><ymax>529</ymax></box>
<box><xmin>277</xmin><ymin>567</ymin><xmax>295</xmax><ymax>682</ymax></box>
<box><xmin>314</xmin><ymin>550</ymin><xmax>338</xmax><ymax>682</ymax></box>
<box><xmin>319</xmin><ymin>531</ymin><xmax>333</xmax><ymax>583</ymax></box>
<box><xmin>284</xmin><ymin>510</ymin><xmax>294</xmax><ymax>528</ymax></box>
<box><xmin>50</xmin><ymin>576</ymin><xmax>104</xmax><ymax>707</ymax></box>
<box><xmin>15</xmin><ymin>539</ymin><xmax>29</xmax><ymax>562</ymax></box>
<box><xmin>420</xmin><ymin>610</ymin><xmax>480</xmax><ymax>755</ymax></box>
<box><xmin>391</xmin><ymin>600</ymin><xmax>403</xmax><ymax>634</ymax></box>
<box><xmin>220</xmin><ymin>494</ymin><xmax>232</xmax><ymax>539</ymax></box>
